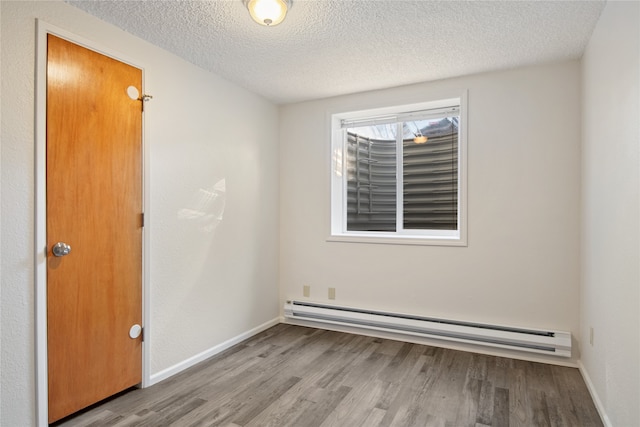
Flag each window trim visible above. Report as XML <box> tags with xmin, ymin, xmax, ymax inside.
<box><xmin>328</xmin><ymin>91</ymin><xmax>468</xmax><ymax>247</ymax></box>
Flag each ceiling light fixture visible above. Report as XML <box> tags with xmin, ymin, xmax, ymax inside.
<box><xmin>244</xmin><ymin>0</ymin><xmax>291</xmax><ymax>26</ymax></box>
<box><xmin>413</xmin><ymin>133</ymin><xmax>428</xmax><ymax>144</ymax></box>
<box><xmin>413</xmin><ymin>122</ymin><xmax>427</xmax><ymax>144</ymax></box>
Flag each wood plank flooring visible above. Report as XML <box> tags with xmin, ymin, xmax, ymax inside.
<box><xmin>53</xmin><ymin>324</ymin><xmax>603</xmax><ymax>427</ymax></box>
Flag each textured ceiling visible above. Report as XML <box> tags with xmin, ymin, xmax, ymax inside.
<box><xmin>65</xmin><ymin>0</ymin><xmax>605</xmax><ymax>104</ymax></box>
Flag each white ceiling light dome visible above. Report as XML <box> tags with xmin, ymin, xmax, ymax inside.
<box><xmin>244</xmin><ymin>0</ymin><xmax>291</xmax><ymax>26</ymax></box>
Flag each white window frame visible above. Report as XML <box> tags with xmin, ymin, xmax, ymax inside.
<box><xmin>329</xmin><ymin>92</ymin><xmax>468</xmax><ymax>246</ymax></box>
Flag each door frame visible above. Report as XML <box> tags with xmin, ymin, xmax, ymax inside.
<box><xmin>34</xmin><ymin>20</ymin><xmax>151</xmax><ymax>427</ymax></box>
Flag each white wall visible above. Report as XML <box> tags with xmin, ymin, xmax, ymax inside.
<box><xmin>280</xmin><ymin>61</ymin><xmax>582</xmax><ymax>364</ymax></box>
<box><xmin>580</xmin><ymin>1</ymin><xmax>640</xmax><ymax>426</ymax></box>
<box><xmin>0</xmin><ymin>1</ymin><xmax>280</xmax><ymax>425</ymax></box>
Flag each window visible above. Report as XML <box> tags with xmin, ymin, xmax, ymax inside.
<box><xmin>330</xmin><ymin>95</ymin><xmax>467</xmax><ymax>246</ymax></box>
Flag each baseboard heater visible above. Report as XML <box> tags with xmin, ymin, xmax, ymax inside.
<box><xmin>284</xmin><ymin>300</ymin><xmax>571</xmax><ymax>358</ymax></box>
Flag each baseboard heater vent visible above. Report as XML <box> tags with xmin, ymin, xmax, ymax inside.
<box><xmin>284</xmin><ymin>301</ymin><xmax>571</xmax><ymax>357</ymax></box>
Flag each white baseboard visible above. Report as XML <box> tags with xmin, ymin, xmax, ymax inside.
<box><xmin>148</xmin><ymin>317</ymin><xmax>280</xmax><ymax>386</ymax></box>
<box><xmin>578</xmin><ymin>360</ymin><xmax>612</xmax><ymax>427</ymax></box>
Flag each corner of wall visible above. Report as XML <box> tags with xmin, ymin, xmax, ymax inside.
<box><xmin>577</xmin><ymin>361</ymin><xmax>612</xmax><ymax>427</ymax></box>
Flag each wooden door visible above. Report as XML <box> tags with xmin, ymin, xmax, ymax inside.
<box><xmin>46</xmin><ymin>34</ymin><xmax>143</xmax><ymax>423</ymax></box>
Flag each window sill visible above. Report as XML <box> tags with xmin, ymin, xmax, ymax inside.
<box><xmin>327</xmin><ymin>234</ymin><xmax>467</xmax><ymax>247</ymax></box>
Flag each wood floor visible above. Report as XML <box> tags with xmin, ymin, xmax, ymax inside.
<box><xmin>54</xmin><ymin>324</ymin><xmax>603</xmax><ymax>427</ymax></box>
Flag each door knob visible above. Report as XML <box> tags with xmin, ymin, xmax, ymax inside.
<box><xmin>52</xmin><ymin>242</ymin><xmax>71</xmax><ymax>257</ymax></box>
<box><xmin>129</xmin><ymin>324</ymin><xmax>142</xmax><ymax>339</ymax></box>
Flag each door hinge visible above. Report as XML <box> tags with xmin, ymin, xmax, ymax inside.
<box><xmin>139</xmin><ymin>94</ymin><xmax>153</xmax><ymax>112</ymax></box>
<box><xmin>141</xmin><ymin>212</ymin><xmax>145</xmax><ymax>228</ymax></box>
